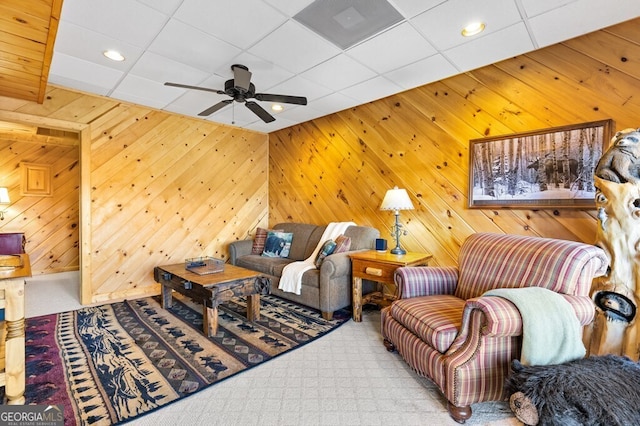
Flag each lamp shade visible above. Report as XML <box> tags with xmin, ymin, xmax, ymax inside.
<box><xmin>0</xmin><ymin>187</ymin><xmax>9</xmax><ymax>205</ymax></box>
<box><xmin>380</xmin><ymin>186</ymin><xmax>414</xmax><ymax>211</ymax></box>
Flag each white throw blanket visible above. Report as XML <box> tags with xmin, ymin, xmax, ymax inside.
<box><xmin>484</xmin><ymin>287</ymin><xmax>586</xmax><ymax>366</ymax></box>
<box><xmin>278</xmin><ymin>221</ymin><xmax>356</xmax><ymax>295</ymax></box>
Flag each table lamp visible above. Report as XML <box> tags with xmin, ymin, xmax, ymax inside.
<box><xmin>380</xmin><ymin>186</ymin><xmax>414</xmax><ymax>255</ymax></box>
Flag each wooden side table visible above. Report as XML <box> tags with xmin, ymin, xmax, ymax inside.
<box><xmin>349</xmin><ymin>250</ymin><xmax>431</xmax><ymax>322</ymax></box>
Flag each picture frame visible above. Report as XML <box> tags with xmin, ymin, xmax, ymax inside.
<box><xmin>468</xmin><ymin>119</ymin><xmax>614</xmax><ymax>209</ymax></box>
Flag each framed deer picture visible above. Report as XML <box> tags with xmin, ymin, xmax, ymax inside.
<box><xmin>468</xmin><ymin>119</ymin><xmax>614</xmax><ymax>209</ymax></box>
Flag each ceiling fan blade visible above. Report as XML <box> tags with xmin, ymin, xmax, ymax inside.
<box><xmin>245</xmin><ymin>101</ymin><xmax>275</xmax><ymax>123</ymax></box>
<box><xmin>254</xmin><ymin>93</ymin><xmax>307</xmax><ymax>105</ymax></box>
<box><xmin>164</xmin><ymin>82</ymin><xmax>224</xmax><ymax>95</ymax></box>
<box><xmin>198</xmin><ymin>99</ymin><xmax>233</xmax><ymax>116</ymax></box>
<box><xmin>232</xmin><ymin>65</ymin><xmax>251</xmax><ymax>92</ymax></box>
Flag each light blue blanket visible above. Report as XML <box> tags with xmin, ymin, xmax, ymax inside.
<box><xmin>484</xmin><ymin>287</ymin><xmax>586</xmax><ymax>366</ymax></box>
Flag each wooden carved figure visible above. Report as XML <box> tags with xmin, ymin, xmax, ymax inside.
<box><xmin>589</xmin><ymin>127</ymin><xmax>640</xmax><ymax>360</ymax></box>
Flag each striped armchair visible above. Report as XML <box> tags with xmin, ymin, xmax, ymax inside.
<box><xmin>380</xmin><ymin>233</ymin><xmax>608</xmax><ymax>423</ymax></box>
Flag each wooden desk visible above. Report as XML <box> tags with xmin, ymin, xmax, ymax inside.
<box><xmin>154</xmin><ymin>263</ymin><xmax>264</xmax><ymax>337</ymax></box>
<box><xmin>0</xmin><ymin>253</ymin><xmax>31</xmax><ymax>405</ymax></box>
<box><xmin>349</xmin><ymin>250</ymin><xmax>431</xmax><ymax>322</ymax></box>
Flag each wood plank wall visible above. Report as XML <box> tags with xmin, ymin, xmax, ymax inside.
<box><xmin>0</xmin><ymin>128</ymin><xmax>79</xmax><ymax>274</ymax></box>
<box><xmin>269</xmin><ymin>18</ymin><xmax>640</xmax><ymax>267</ymax></box>
<box><xmin>0</xmin><ymin>87</ymin><xmax>268</xmax><ymax>303</ymax></box>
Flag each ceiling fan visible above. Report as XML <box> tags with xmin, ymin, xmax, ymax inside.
<box><xmin>165</xmin><ymin>64</ymin><xmax>307</xmax><ymax>123</ymax></box>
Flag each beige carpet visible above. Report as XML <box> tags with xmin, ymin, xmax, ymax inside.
<box><xmin>26</xmin><ymin>272</ymin><xmax>520</xmax><ymax>425</ymax></box>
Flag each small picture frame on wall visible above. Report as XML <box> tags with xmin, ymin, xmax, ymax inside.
<box><xmin>20</xmin><ymin>162</ymin><xmax>53</xmax><ymax>197</ymax></box>
<box><xmin>468</xmin><ymin>119</ymin><xmax>614</xmax><ymax>209</ymax></box>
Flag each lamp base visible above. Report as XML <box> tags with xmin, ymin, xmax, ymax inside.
<box><xmin>390</xmin><ymin>247</ymin><xmax>406</xmax><ymax>255</ymax></box>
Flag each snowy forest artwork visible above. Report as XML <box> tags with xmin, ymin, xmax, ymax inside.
<box><xmin>469</xmin><ymin>120</ymin><xmax>613</xmax><ymax>208</ymax></box>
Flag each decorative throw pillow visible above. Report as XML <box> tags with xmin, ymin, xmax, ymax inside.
<box><xmin>251</xmin><ymin>227</ymin><xmax>282</xmax><ymax>254</ymax></box>
<box><xmin>314</xmin><ymin>239</ymin><xmax>337</xmax><ymax>268</ymax></box>
<box><xmin>261</xmin><ymin>231</ymin><xmax>293</xmax><ymax>258</ymax></box>
<box><xmin>333</xmin><ymin>234</ymin><xmax>352</xmax><ymax>253</ymax></box>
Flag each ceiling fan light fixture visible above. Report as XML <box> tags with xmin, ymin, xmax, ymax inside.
<box><xmin>271</xmin><ymin>104</ymin><xmax>284</xmax><ymax>112</ymax></box>
<box><xmin>462</xmin><ymin>22</ymin><xmax>485</xmax><ymax>37</ymax></box>
<box><xmin>103</xmin><ymin>50</ymin><xmax>125</xmax><ymax>61</ymax></box>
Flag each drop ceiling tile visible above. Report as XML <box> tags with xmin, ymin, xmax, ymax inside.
<box><xmin>264</xmin><ymin>0</ymin><xmax>314</xmax><ymax>16</ymax></box>
<box><xmin>173</xmin><ymin>0</ymin><xmax>287</xmax><ymax>49</ymax></box>
<box><xmin>266</xmin><ymin>76</ymin><xmax>333</xmax><ymax>102</ymax></box>
<box><xmin>445</xmin><ymin>23</ymin><xmax>535</xmax><ymax>72</ymax></box>
<box><xmin>275</xmin><ymin>104</ymin><xmax>325</xmax><ymax>123</ymax></box>
<box><xmin>385</xmin><ymin>54</ymin><xmax>459</xmax><ymax>90</ymax></box>
<box><xmin>112</xmin><ymin>75</ymin><xmax>182</xmax><ymax>109</ymax></box>
<box><xmin>148</xmin><ymin>19</ymin><xmax>241</xmax><ymax>74</ymax></box>
<box><xmin>248</xmin><ymin>20</ymin><xmax>341</xmax><ymax>74</ymax></box>
<box><xmin>528</xmin><ymin>0</ymin><xmax>640</xmax><ymax>48</ymax></box>
<box><xmin>301</xmin><ymin>54</ymin><xmax>377</xmax><ymax>91</ymax></box>
<box><xmin>129</xmin><ymin>52</ymin><xmax>210</xmax><ymax>85</ymax></box>
<box><xmin>519</xmin><ymin>0</ymin><xmax>578</xmax><ymax>17</ymax></box>
<box><xmin>49</xmin><ymin>52</ymin><xmax>124</xmax><ymax>94</ymax></box>
<box><xmin>311</xmin><ymin>93</ymin><xmax>361</xmax><ymax>114</ymax></box>
<box><xmin>340</xmin><ymin>76</ymin><xmax>403</xmax><ymax>103</ymax></box>
<box><xmin>346</xmin><ymin>22</ymin><xmax>436</xmax><ymax>74</ymax></box>
<box><xmin>390</xmin><ymin>0</ymin><xmax>448</xmax><ymax>18</ymax></box>
<box><xmin>410</xmin><ymin>0</ymin><xmax>523</xmax><ymax>50</ymax></box>
<box><xmin>60</xmin><ymin>0</ymin><xmax>168</xmax><ymax>48</ymax></box>
<box><xmin>53</xmin><ymin>22</ymin><xmax>143</xmax><ymax>72</ymax></box>
<box><xmin>137</xmin><ymin>0</ymin><xmax>183</xmax><ymax>15</ymax></box>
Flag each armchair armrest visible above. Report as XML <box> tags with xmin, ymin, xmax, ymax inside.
<box><xmin>228</xmin><ymin>240</ymin><xmax>253</xmax><ymax>265</ymax></box>
<box><xmin>394</xmin><ymin>266</ymin><xmax>458</xmax><ymax>299</ymax></box>
<box><xmin>461</xmin><ymin>293</ymin><xmax>595</xmax><ymax>339</ymax></box>
<box><xmin>464</xmin><ymin>296</ymin><xmax>523</xmax><ymax>337</ymax></box>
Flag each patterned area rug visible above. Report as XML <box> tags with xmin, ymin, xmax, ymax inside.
<box><xmin>25</xmin><ymin>294</ymin><xmax>350</xmax><ymax>425</ymax></box>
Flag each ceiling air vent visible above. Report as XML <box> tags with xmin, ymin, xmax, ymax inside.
<box><xmin>293</xmin><ymin>0</ymin><xmax>404</xmax><ymax>50</ymax></box>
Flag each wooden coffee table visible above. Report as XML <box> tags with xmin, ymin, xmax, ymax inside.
<box><xmin>154</xmin><ymin>263</ymin><xmax>263</xmax><ymax>337</ymax></box>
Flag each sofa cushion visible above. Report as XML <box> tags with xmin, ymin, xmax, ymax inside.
<box><xmin>236</xmin><ymin>254</ymin><xmax>294</xmax><ymax>276</ymax></box>
<box><xmin>333</xmin><ymin>234</ymin><xmax>352</xmax><ymax>253</ymax></box>
<box><xmin>251</xmin><ymin>227</ymin><xmax>282</xmax><ymax>254</ymax></box>
<box><xmin>390</xmin><ymin>295</ymin><xmax>466</xmax><ymax>353</ymax></box>
<box><xmin>273</xmin><ymin>223</ymin><xmax>325</xmax><ymax>261</ymax></box>
<box><xmin>262</xmin><ymin>231</ymin><xmax>293</xmax><ymax>258</ymax></box>
<box><xmin>314</xmin><ymin>239</ymin><xmax>337</xmax><ymax>268</ymax></box>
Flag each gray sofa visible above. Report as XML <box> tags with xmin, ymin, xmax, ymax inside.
<box><xmin>229</xmin><ymin>222</ymin><xmax>379</xmax><ymax>320</ymax></box>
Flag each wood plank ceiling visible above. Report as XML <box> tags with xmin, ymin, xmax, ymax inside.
<box><xmin>0</xmin><ymin>0</ymin><xmax>62</xmax><ymax>104</ymax></box>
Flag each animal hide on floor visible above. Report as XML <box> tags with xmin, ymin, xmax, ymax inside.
<box><xmin>506</xmin><ymin>355</ymin><xmax>640</xmax><ymax>426</ymax></box>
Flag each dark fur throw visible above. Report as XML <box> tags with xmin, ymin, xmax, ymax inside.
<box><xmin>506</xmin><ymin>355</ymin><xmax>640</xmax><ymax>425</ymax></box>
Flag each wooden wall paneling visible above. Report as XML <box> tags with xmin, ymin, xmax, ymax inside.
<box><xmin>12</xmin><ymin>87</ymin><xmax>84</xmax><ymax>117</ymax></box>
<box><xmin>443</xmin><ymin>73</ymin><xmax>549</xmax><ymax>134</ymax></box>
<box><xmin>603</xmin><ymin>18</ymin><xmax>640</xmax><ymax>42</ymax></box>
<box><xmin>528</xmin><ymin>45</ymin><xmax>640</xmax><ymax>128</ymax></box>
<box><xmin>90</xmin><ymin>134</ymin><xmax>227</xmax><ymax>288</ymax></box>
<box><xmin>468</xmin><ymin>65</ymin><xmax>579</xmax><ymax>127</ymax></box>
<box><xmin>269</xmin><ymin>20</ymin><xmax>640</xmax><ymax>266</ymax></box>
<box><xmin>563</xmin><ymin>29</ymin><xmax>640</xmax><ymax>81</ymax></box>
<box><xmin>89</xmin><ymin>116</ymin><xmax>268</xmax><ymax>302</ymax></box>
<box><xmin>275</xmin><ymin>120</ymin><xmax>385</xmax><ymax>223</ymax></box>
<box><xmin>493</xmin><ymin>57</ymin><xmax>606</xmax><ymax>124</ymax></box>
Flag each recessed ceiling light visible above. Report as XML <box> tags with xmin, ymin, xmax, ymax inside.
<box><xmin>461</xmin><ymin>22</ymin><xmax>485</xmax><ymax>37</ymax></box>
<box><xmin>271</xmin><ymin>104</ymin><xmax>283</xmax><ymax>112</ymax></box>
<box><xmin>103</xmin><ymin>50</ymin><xmax>125</xmax><ymax>61</ymax></box>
